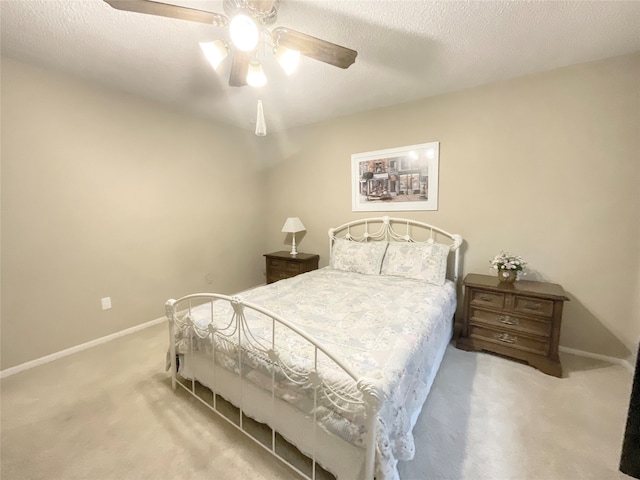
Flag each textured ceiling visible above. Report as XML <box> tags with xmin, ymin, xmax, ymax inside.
<box><xmin>2</xmin><ymin>0</ymin><xmax>640</xmax><ymax>133</ymax></box>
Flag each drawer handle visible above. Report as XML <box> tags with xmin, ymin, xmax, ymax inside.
<box><xmin>499</xmin><ymin>315</ymin><xmax>519</xmax><ymax>326</ymax></box>
<box><xmin>479</xmin><ymin>295</ymin><xmax>492</xmax><ymax>302</ymax></box>
<box><xmin>279</xmin><ymin>273</ymin><xmax>287</xmax><ymax>278</ymax></box>
<box><xmin>272</xmin><ymin>261</ymin><xmax>280</xmax><ymax>266</ymax></box>
<box><xmin>524</xmin><ymin>302</ymin><xmax>541</xmax><ymax>310</ymax></box>
<box><xmin>495</xmin><ymin>333</ymin><xmax>517</xmax><ymax>344</ymax></box>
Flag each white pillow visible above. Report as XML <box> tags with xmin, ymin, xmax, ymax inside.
<box><xmin>380</xmin><ymin>241</ymin><xmax>450</xmax><ymax>285</ymax></box>
<box><xmin>330</xmin><ymin>238</ymin><xmax>388</xmax><ymax>275</ymax></box>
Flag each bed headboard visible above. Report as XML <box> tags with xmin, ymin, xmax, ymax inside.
<box><xmin>328</xmin><ymin>216</ymin><xmax>463</xmax><ymax>284</ymax></box>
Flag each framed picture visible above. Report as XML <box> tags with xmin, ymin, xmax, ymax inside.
<box><xmin>351</xmin><ymin>142</ymin><xmax>439</xmax><ymax>212</ymax></box>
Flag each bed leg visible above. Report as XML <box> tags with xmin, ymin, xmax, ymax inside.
<box><xmin>166</xmin><ymin>299</ymin><xmax>178</xmax><ymax>390</ymax></box>
<box><xmin>358</xmin><ymin>379</ymin><xmax>383</xmax><ymax>480</ymax></box>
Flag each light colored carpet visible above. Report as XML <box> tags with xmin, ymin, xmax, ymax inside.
<box><xmin>1</xmin><ymin>323</ymin><xmax>633</xmax><ymax>480</ymax></box>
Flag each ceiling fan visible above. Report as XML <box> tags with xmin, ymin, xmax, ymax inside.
<box><xmin>103</xmin><ymin>0</ymin><xmax>358</xmax><ymax>88</ymax></box>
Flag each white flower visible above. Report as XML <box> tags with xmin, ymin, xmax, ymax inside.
<box><xmin>489</xmin><ymin>251</ymin><xmax>528</xmax><ymax>272</ymax></box>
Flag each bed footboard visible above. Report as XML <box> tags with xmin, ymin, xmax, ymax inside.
<box><xmin>165</xmin><ymin>294</ymin><xmax>382</xmax><ymax>480</ymax></box>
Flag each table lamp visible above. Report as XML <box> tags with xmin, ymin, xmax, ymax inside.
<box><xmin>281</xmin><ymin>217</ymin><xmax>305</xmax><ymax>256</ymax></box>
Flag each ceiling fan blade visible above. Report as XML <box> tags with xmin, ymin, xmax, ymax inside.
<box><xmin>229</xmin><ymin>51</ymin><xmax>250</xmax><ymax>87</ymax></box>
<box><xmin>104</xmin><ymin>0</ymin><xmax>229</xmax><ymax>27</ymax></box>
<box><xmin>271</xmin><ymin>27</ymin><xmax>357</xmax><ymax>69</ymax></box>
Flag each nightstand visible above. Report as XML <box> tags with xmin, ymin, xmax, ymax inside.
<box><xmin>456</xmin><ymin>273</ymin><xmax>569</xmax><ymax>377</ymax></box>
<box><xmin>264</xmin><ymin>251</ymin><xmax>319</xmax><ymax>284</ymax></box>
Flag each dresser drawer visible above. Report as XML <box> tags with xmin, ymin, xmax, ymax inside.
<box><xmin>470</xmin><ymin>289</ymin><xmax>505</xmax><ymax>309</ymax></box>
<box><xmin>267</xmin><ymin>259</ymin><xmax>301</xmax><ymax>273</ymax></box>
<box><xmin>513</xmin><ymin>295</ymin><xmax>554</xmax><ymax>317</ymax></box>
<box><xmin>469</xmin><ymin>325</ymin><xmax>550</xmax><ymax>355</ymax></box>
<box><xmin>264</xmin><ymin>252</ymin><xmax>320</xmax><ymax>285</ymax></box>
<box><xmin>469</xmin><ymin>307</ymin><xmax>551</xmax><ymax>337</ymax></box>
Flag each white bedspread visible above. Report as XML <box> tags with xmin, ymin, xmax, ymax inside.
<box><xmin>174</xmin><ymin>267</ymin><xmax>456</xmax><ymax>480</ymax></box>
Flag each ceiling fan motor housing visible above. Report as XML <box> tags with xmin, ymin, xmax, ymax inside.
<box><xmin>223</xmin><ymin>0</ymin><xmax>280</xmax><ymax>25</ymax></box>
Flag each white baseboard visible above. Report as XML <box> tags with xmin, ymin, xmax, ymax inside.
<box><xmin>0</xmin><ymin>317</ymin><xmax>166</xmax><ymax>379</ymax></box>
<box><xmin>559</xmin><ymin>346</ymin><xmax>634</xmax><ymax>373</ymax></box>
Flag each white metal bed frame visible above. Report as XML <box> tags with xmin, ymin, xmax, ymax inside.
<box><xmin>165</xmin><ymin>216</ymin><xmax>463</xmax><ymax>480</ymax></box>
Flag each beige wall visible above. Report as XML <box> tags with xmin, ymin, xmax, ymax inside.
<box><xmin>1</xmin><ymin>59</ymin><xmax>268</xmax><ymax>370</ymax></box>
<box><xmin>266</xmin><ymin>53</ymin><xmax>640</xmax><ymax>362</ymax></box>
<box><xmin>2</xmin><ymin>53</ymin><xmax>638</xmax><ymax>371</ymax></box>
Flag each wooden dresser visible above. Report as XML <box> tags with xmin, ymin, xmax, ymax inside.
<box><xmin>456</xmin><ymin>273</ymin><xmax>569</xmax><ymax>377</ymax></box>
<box><xmin>264</xmin><ymin>251</ymin><xmax>319</xmax><ymax>284</ymax></box>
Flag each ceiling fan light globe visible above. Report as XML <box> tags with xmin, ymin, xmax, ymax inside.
<box><xmin>199</xmin><ymin>40</ymin><xmax>228</xmax><ymax>70</ymax></box>
<box><xmin>229</xmin><ymin>14</ymin><xmax>259</xmax><ymax>52</ymax></box>
<box><xmin>275</xmin><ymin>46</ymin><xmax>300</xmax><ymax>76</ymax></box>
<box><xmin>246</xmin><ymin>61</ymin><xmax>267</xmax><ymax>87</ymax></box>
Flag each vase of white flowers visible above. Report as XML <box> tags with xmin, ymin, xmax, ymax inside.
<box><xmin>490</xmin><ymin>251</ymin><xmax>527</xmax><ymax>283</ymax></box>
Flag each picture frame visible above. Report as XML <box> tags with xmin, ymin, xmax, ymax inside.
<box><xmin>351</xmin><ymin>142</ymin><xmax>439</xmax><ymax>212</ymax></box>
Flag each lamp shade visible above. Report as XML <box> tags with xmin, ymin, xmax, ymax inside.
<box><xmin>199</xmin><ymin>40</ymin><xmax>228</xmax><ymax>70</ymax></box>
<box><xmin>246</xmin><ymin>60</ymin><xmax>267</xmax><ymax>87</ymax></box>
<box><xmin>275</xmin><ymin>46</ymin><xmax>300</xmax><ymax>76</ymax></box>
<box><xmin>281</xmin><ymin>217</ymin><xmax>305</xmax><ymax>233</ymax></box>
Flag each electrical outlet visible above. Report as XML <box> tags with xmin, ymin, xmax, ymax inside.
<box><xmin>205</xmin><ymin>273</ymin><xmax>214</xmax><ymax>284</ymax></box>
<box><xmin>101</xmin><ymin>297</ymin><xmax>112</xmax><ymax>310</ymax></box>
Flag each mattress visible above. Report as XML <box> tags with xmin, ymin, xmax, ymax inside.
<box><xmin>174</xmin><ymin>267</ymin><xmax>456</xmax><ymax>480</ymax></box>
